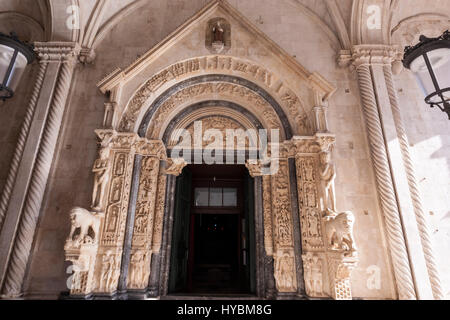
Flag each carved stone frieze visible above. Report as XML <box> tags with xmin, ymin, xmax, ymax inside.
<box><xmin>146</xmin><ymin>82</ymin><xmax>282</xmax><ymax>139</ymax></box>
<box><xmin>270</xmin><ymin>159</ymin><xmax>297</xmax><ymax>293</ymax></box>
<box><xmin>116</xmin><ymin>56</ymin><xmax>311</xmax><ymax>135</ymax></box>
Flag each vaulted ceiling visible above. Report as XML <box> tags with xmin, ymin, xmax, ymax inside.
<box><xmin>0</xmin><ymin>0</ymin><xmax>448</xmax><ymax>52</ymax></box>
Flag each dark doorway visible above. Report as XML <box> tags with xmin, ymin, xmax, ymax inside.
<box><xmin>168</xmin><ymin>164</ymin><xmax>256</xmax><ymax>295</ymax></box>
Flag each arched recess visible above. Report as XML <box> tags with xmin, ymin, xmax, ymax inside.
<box><xmin>62</xmin><ymin>0</ymin><xmax>359</xmax><ymax>301</ymax></box>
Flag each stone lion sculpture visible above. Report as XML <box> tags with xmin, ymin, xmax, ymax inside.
<box><xmin>324</xmin><ymin>211</ymin><xmax>356</xmax><ymax>255</ymax></box>
<box><xmin>67</xmin><ymin>207</ymin><xmax>101</xmax><ymax>245</ymax></box>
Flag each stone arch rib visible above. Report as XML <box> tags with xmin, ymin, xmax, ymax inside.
<box><xmin>137</xmin><ymin>74</ymin><xmax>294</xmax><ymax>139</ymax></box>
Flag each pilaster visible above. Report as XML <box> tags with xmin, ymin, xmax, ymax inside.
<box><xmin>352</xmin><ymin>44</ymin><xmax>442</xmax><ymax>299</ymax></box>
<box><xmin>0</xmin><ymin>42</ymin><xmax>80</xmax><ymax>298</ymax></box>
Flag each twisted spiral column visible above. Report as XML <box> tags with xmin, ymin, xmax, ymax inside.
<box><xmin>0</xmin><ymin>62</ymin><xmax>48</xmax><ymax>231</ymax></box>
<box><xmin>383</xmin><ymin>65</ymin><xmax>444</xmax><ymax>300</ymax></box>
<box><xmin>356</xmin><ymin>63</ymin><xmax>416</xmax><ymax>300</ymax></box>
<box><xmin>1</xmin><ymin>60</ymin><xmax>75</xmax><ymax>297</ymax></box>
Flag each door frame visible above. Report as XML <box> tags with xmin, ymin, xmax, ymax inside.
<box><xmin>156</xmin><ymin>165</ymin><xmax>272</xmax><ymax>298</ymax></box>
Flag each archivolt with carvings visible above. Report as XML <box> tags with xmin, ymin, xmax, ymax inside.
<box><xmin>118</xmin><ymin>56</ymin><xmax>312</xmax><ymax>136</ymax></box>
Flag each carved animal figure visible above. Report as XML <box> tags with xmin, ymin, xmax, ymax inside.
<box><xmin>324</xmin><ymin>211</ymin><xmax>356</xmax><ymax>255</ymax></box>
<box><xmin>68</xmin><ymin>207</ymin><xmax>101</xmax><ymax>244</ymax></box>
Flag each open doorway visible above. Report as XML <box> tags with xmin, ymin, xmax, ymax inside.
<box><xmin>168</xmin><ymin>164</ymin><xmax>256</xmax><ymax>295</ymax></box>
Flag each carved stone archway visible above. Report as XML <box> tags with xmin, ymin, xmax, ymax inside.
<box><xmin>64</xmin><ymin>1</ymin><xmax>356</xmax><ymax>300</ymax></box>
<box><xmin>64</xmin><ymin>86</ymin><xmax>358</xmax><ymax>300</ymax></box>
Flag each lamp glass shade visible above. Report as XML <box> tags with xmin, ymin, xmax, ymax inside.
<box><xmin>0</xmin><ymin>44</ymin><xmax>28</xmax><ymax>92</ymax></box>
<box><xmin>409</xmin><ymin>47</ymin><xmax>450</xmax><ymax>103</ymax></box>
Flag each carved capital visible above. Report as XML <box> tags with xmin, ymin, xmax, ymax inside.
<box><xmin>351</xmin><ymin>45</ymin><xmax>402</xmax><ymax>69</ymax></box>
<box><xmin>165</xmin><ymin>158</ymin><xmax>187</xmax><ymax>176</ymax></box>
<box><xmin>315</xmin><ymin>133</ymin><xmax>336</xmax><ymax>153</ymax></box>
<box><xmin>79</xmin><ymin>47</ymin><xmax>96</xmax><ymax>64</ymax></box>
<box><xmin>287</xmin><ymin>134</ymin><xmax>335</xmax><ymax>156</ymax></box>
<box><xmin>34</xmin><ymin>42</ymin><xmax>81</xmax><ymax>63</ymax></box>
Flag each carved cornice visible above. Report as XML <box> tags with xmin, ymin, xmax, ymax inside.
<box><xmin>34</xmin><ymin>42</ymin><xmax>81</xmax><ymax>63</ymax></box>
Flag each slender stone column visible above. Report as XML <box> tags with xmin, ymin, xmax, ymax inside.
<box><xmin>0</xmin><ymin>43</ymin><xmax>80</xmax><ymax>298</ymax></box>
<box><xmin>352</xmin><ymin>46</ymin><xmax>417</xmax><ymax>300</ymax></box>
<box><xmin>0</xmin><ymin>61</ymin><xmax>48</xmax><ymax>230</ymax></box>
<box><xmin>383</xmin><ymin>65</ymin><xmax>443</xmax><ymax>300</ymax></box>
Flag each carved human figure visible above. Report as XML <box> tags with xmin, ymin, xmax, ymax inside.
<box><xmin>106</xmin><ymin>206</ymin><xmax>119</xmax><ymax>232</ymax></box>
<box><xmin>111</xmin><ymin>178</ymin><xmax>123</xmax><ymax>203</ymax></box>
<box><xmin>115</xmin><ymin>154</ymin><xmax>126</xmax><ymax>175</ymax></box>
<box><xmin>305</xmin><ymin>183</ymin><xmax>317</xmax><ymax>207</ymax></box>
<box><xmin>91</xmin><ymin>147</ymin><xmax>110</xmax><ymax>211</ymax></box>
<box><xmin>275</xmin><ymin>253</ymin><xmax>295</xmax><ymax>291</ymax></box>
<box><xmin>307</xmin><ymin>210</ymin><xmax>319</xmax><ymax>237</ymax></box>
<box><xmin>311</xmin><ymin>255</ymin><xmax>323</xmax><ymax>294</ymax></box>
<box><xmin>303</xmin><ymin>253</ymin><xmax>323</xmax><ymax>296</ymax></box>
<box><xmin>100</xmin><ymin>251</ymin><xmax>121</xmax><ymax>292</ymax></box>
<box><xmin>304</xmin><ymin>160</ymin><xmax>314</xmax><ymax>181</ymax></box>
<box><xmin>319</xmin><ymin>151</ymin><xmax>336</xmax><ymax>212</ymax></box>
<box><xmin>212</xmin><ymin>21</ymin><xmax>224</xmax><ymax>43</ymax></box>
<box><xmin>129</xmin><ymin>251</ymin><xmax>146</xmax><ymax>288</ymax></box>
<box><xmin>100</xmin><ymin>251</ymin><xmax>115</xmax><ymax>291</ymax></box>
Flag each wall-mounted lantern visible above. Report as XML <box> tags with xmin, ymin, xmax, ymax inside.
<box><xmin>403</xmin><ymin>30</ymin><xmax>450</xmax><ymax>120</ymax></box>
<box><xmin>0</xmin><ymin>32</ymin><xmax>36</xmax><ymax>101</ymax></box>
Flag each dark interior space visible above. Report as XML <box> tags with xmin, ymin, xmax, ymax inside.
<box><xmin>168</xmin><ymin>164</ymin><xmax>255</xmax><ymax>295</ymax></box>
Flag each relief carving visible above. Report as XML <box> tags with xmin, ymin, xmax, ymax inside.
<box><xmin>152</xmin><ymin>171</ymin><xmax>167</xmax><ymax>253</ymax></box>
<box><xmin>66</xmin><ymin>207</ymin><xmax>101</xmax><ymax>247</ymax></box>
<box><xmin>128</xmin><ymin>251</ymin><xmax>151</xmax><ymax>289</ymax></box>
<box><xmin>91</xmin><ymin>147</ymin><xmax>111</xmax><ymax>211</ymax></box>
<box><xmin>294</xmin><ymin>136</ymin><xmax>358</xmax><ymax>299</ymax></box>
<box><xmin>165</xmin><ymin>158</ymin><xmax>188</xmax><ymax>176</ymax></box>
<box><xmin>271</xmin><ymin>160</ymin><xmax>297</xmax><ymax>293</ymax></box>
<box><xmin>302</xmin><ymin>252</ymin><xmax>324</xmax><ymax>297</ymax></box>
<box><xmin>147</xmin><ymin>82</ymin><xmax>281</xmax><ymax>139</ymax></box>
<box><xmin>319</xmin><ymin>151</ymin><xmax>336</xmax><ymax>212</ymax></box>
<box><xmin>324</xmin><ymin>211</ymin><xmax>357</xmax><ymax>256</ymax></box>
<box><xmin>273</xmin><ymin>250</ymin><xmax>297</xmax><ymax>292</ymax></box>
<box><xmin>99</xmin><ymin>251</ymin><xmax>121</xmax><ymax>292</ymax></box>
<box><xmin>119</xmin><ymin>56</ymin><xmax>311</xmax><ymax>136</ymax></box>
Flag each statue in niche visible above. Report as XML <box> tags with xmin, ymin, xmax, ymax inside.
<box><xmin>206</xmin><ymin>18</ymin><xmax>230</xmax><ymax>54</ymax></box>
<box><xmin>106</xmin><ymin>206</ymin><xmax>119</xmax><ymax>232</ymax></box>
<box><xmin>319</xmin><ymin>151</ymin><xmax>336</xmax><ymax>213</ymax></box>
<box><xmin>305</xmin><ymin>183</ymin><xmax>317</xmax><ymax>207</ymax></box>
<box><xmin>302</xmin><ymin>159</ymin><xmax>315</xmax><ymax>181</ymax></box>
<box><xmin>212</xmin><ymin>21</ymin><xmax>224</xmax><ymax>44</ymax></box>
<box><xmin>111</xmin><ymin>178</ymin><xmax>123</xmax><ymax>203</ymax></box>
<box><xmin>115</xmin><ymin>154</ymin><xmax>126</xmax><ymax>176</ymax></box>
<box><xmin>91</xmin><ymin>147</ymin><xmax>110</xmax><ymax>211</ymax></box>
<box><xmin>307</xmin><ymin>210</ymin><xmax>320</xmax><ymax>237</ymax></box>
